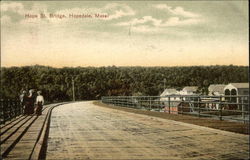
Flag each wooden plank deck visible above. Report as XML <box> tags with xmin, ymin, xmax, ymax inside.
<box><xmin>46</xmin><ymin>101</ymin><xmax>249</xmax><ymax>160</ymax></box>
<box><xmin>0</xmin><ymin>103</ymin><xmax>63</xmax><ymax>160</ymax></box>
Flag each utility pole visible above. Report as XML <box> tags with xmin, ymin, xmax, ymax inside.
<box><xmin>164</xmin><ymin>78</ymin><xmax>166</xmax><ymax>91</ymax></box>
<box><xmin>72</xmin><ymin>77</ymin><xmax>75</xmax><ymax>101</ymax></box>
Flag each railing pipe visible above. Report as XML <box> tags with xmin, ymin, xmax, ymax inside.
<box><xmin>101</xmin><ymin>95</ymin><xmax>249</xmax><ymax>123</ymax></box>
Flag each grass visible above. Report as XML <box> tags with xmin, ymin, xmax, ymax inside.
<box><xmin>93</xmin><ymin>101</ymin><xmax>249</xmax><ymax>135</ymax></box>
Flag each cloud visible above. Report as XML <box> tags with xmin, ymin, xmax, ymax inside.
<box><xmin>1</xmin><ymin>2</ymin><xmax>24</xmax><ymax>14</ymax></box>
<box><xmin>117</xmin><ymin>4</ymin><xmax>202</xmax><ymax>33</ymax></box>
<box><xmin>1</xmin><ymin>2</ymin><xmax>47</xmax><ymax>15</ymax></box>
<box><xmin>104</xmin><ymin>3</ymin><xmax>135</xmax><ymax>20</ymax></box>
<box><xmin>162</xmin><ymin>17</ymin><xmax>201</xmax><ymax>27</ymax></box>
<box><xmin>154</xmin><ymin>4</ymin><xmax>200</xmax><ymax>18</ymax></box>
<box><xmin>1</xmin><ymin>2</ymin><xmax>51</xmax><ymax>26</ymax></box>
<box><xmin>1</xmin><ymin>2</ymin><xmax>201</xmax><ymax>34</ymax></box>
<box><xmin>48</xmin><ymin>3</ymin><xmax>135</xmax><ymax>23</ymax></box>
<box><xmin>117</xmin><ymin>15</ymin><xmax>201</xmax><ymax>28</ymax></box>
<box><xmin>0</xmin><ymin>15</ymin><xmax>12</xmax><ymax>24</ymax></box>
<box><xmin>131</xmin><ymin>25</ymin><xmax>160</xmax><ymax>33</ymax></box>
<box><xmin>1</xmin><ymin>2</ymin><xmax>136</xmax><ymax>27</ymax></box>
<box><xmin>117</xmin><ymin>16</ymin><xmax>202</xmax><ymax>34</ymax></box>
<box><xmin>106</xmin><ymin>8</ymin><xmax>134</xmax><ymax>20</ymax></box>
<box><xmin>117</xmin><ymin>16</ymin><xmax>161</xmax><ymax>26</ymax></box>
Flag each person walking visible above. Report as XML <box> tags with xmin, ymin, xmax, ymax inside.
<box><xmin>25</xmin><ymin>89</ymin><xmax>36</xmax><ymax>115</ymax></box>
<box><xmin>20</xmin><ymin>90</ymin><xmax>28</xmax><ymax>114</ymax></box>
<box><xmin>35</xmin><ymin>91</ymin><xmax>44</xmax><ymax>116</ymax></box>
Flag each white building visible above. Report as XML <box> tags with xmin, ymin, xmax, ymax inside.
<box><xmin>224</xmin><ymin>83</ymin><xmax>249</xmax><ymax>96</ymax></box>
<box><xmin>224</xmin><ymin>83</ymin><xmax>249</xmax><ymax>109</ymax></box>
<box><xmin>160</xmin><ymin>88</ymin><xmax>180</xmax><ymax>101</ymax></box>
<box><xmin>160</xmin><ymin>89</ymin><xmax>179</xmax><ymax>96</ymax></box>
<box><xmin>208</xmin><ymin>84</ymin><xmax>226</xmax><ymax>96</ymax></box>
<box><xmin>180</xmin><ymin>86</ymin><xmax>198</xmax><ymax>95</ymax></box>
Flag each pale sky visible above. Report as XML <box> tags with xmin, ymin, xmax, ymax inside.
<box><xmin>1</xmin><ymin>1</ymin><xmax>249</xmax><ymax>67</ymax></box>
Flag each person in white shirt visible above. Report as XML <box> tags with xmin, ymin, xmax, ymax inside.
<box><xmin>20</xmin><ymin>90</ymin><xmax>27</xmax><ymax>114</ymax></box>
<box><xmin>35</xmin><ymin>91</ymin><xmax>44</xmax><ymax>115</ymax></box>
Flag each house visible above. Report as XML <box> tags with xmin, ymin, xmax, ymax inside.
<box><xmin>203</xmin><ymin>84</ymin><xmax>225</xmax><ymax>109</ymax></box>
<box><xmin>224</xmin><ymin>83</ymin><xmax>249</xmax><ymax>96</ymax></box>
<box><xmin>180</xmin><ymin>86</ymin><xmax>199</xmax><ymax>95</ymax></box>
<box><xmin>160</xmin><ymin>88</ymin><xmax>179</xmax><ymax>96</ymax></box>
<box><xmin>160</xmin><ymin>88</ymin><xmax>182</xmax><ymax>113</ymax></box>
<box><xmin>160</xmin><ymin>88</ymin><xmax>180</xmax><ymax>101</ymax></box>
<box><xmin>224</xmin><ymin>83</ymin><xmax>249</xmax><ymax>109</ymax></box>
<box><xmin>208</xmin><ymin>84</ymin><xmax>226</xmax><ymax>96</ymax></box>
<box><xmin>178</xmin><ymin>86</ymin><xmax>199</xmax><ymax>102</ymax></box>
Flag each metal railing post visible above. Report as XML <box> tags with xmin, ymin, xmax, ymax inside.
<box><xmin>181</xmin><ymin>97</ymin><xmax>183</xmax><ymax>115</ymax></box>
<box><xmin>149</xmin><ymin>97</ymin><xmax>152</xmax><ymax>110</ymax></box>
<box><xmin>158</xmin><ymin>98</ymin><xmax>161</xmax><ymax>111</ymax></box>
<box><xmin>168</xmin><ymin>97</ymin><xmax>171</xmax><ymax>114</ymax></box>
<box><xmin>131</xmin><ymin>97</ymin><xmax>133</xmax><ymax>108</ymax></box>
<box><xmin>138</xmin><ymin>97</ymin><xmax>141</xmax><ymax>109</ymax></box>
<box><xmin>219</xmin><ymin>96</ymin><xmax>222</xmax><ymax>121</ymax></box>
<box><xmin>198</xmin><ymin>97</ymin><xmax>200</xmax><ymax>117</ymax></box>
<box><xmin>241</xmin><ymin>97</ymin><xmax>245</xmax><ymax>123</ymax></box>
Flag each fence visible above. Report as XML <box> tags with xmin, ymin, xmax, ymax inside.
<box><xmin>0</xmin><ymin>99</ymin><xmax>22</xmax><ymax>125</ymax></box>
<box><xmin>102</xmin><ymin>95</ymin><xmax>249</xmax><ymax>123</ymax></box>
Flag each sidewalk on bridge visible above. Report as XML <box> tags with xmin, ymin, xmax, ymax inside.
<box><xmin>1</xmin><ymin>104</ymin><xmax>54</xmax><ymax>160</ymax></box>
<box><xmin>94</xmin><ymin>101</ymin><xmax>249</xmax><ymax>135</ymax></box>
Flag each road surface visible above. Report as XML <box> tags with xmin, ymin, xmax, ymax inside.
<box><xmin>46</xmin><ymin>101</ymin><xmax>249</xmax><ymax>160</ymax></box>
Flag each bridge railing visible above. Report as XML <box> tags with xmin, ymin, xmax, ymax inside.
<box><xmin>101</xmin><ymin>95</ymin><xmax>249</xmax><ymax>123</ymax></box>
<box><xmin>0</xmin><ymin>99</ymin><xmax>22</xmax><ymax>125</ymax></box>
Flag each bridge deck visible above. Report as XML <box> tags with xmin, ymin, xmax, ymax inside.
<box><xmin>0</xmin><ymin>103</ymin><xmax>63</xmax><ymax>160</ymax></box>
<box><xmin>1</xmin><ymin>101</ymin><xmax>249</xmax><ymax>160</ymax></box>
<box><xmin>47</xmin><ymin>102</ymin><xmax>249</xmax><ymax>160</ymax></box>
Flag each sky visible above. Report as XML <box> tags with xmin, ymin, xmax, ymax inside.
<box><xmin>1</xmin><ymin>1</ymin><xmax>249</xmax><ymax>67</ymax></box>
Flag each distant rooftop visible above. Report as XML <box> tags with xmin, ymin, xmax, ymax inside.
<box><xmin>182</xmin><ymin>86</ymin><xmax>198</xmax><ymax>92</ymax></box>
<box><xmin>208</xmin><ymin>84</ymin><xmax>227</xmax><ymax>94</ymax></box>
<box><xmin>161</xmin><ymin>88</ymin><xmax>178</xmax><ymax>96</ymax></box>
<box><xmin>229</xmin><ymin>83</ymin><xmax>249</xmax><ymax>89</ymax></box>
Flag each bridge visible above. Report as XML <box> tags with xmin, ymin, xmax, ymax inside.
<box><xmin>0</xmin><ymin>101</ymin><xmax>249</xmax><ymax>160</ymax></box>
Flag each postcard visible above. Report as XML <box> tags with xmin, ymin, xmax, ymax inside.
<box><xmin>1</xmin><ymin>1</ymin><xmax>249</xmax><ymax>160</ymax></box>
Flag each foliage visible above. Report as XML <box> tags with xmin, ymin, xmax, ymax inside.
<box><xmin>1</xmin><ymin>65</ymin><xmax>248</xmax><ymax>102</ymax></box>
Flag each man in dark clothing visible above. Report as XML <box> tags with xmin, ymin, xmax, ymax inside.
<box><xmin>25</xmin><ymin>89</ymin><xmax>36</xmax><ymax>115</ymax></box>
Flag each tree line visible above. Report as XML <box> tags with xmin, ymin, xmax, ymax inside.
<box><xmin>1</xmin><ymin>65</ymin><xmax>248</xmax><ymax>102</ymax></box>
